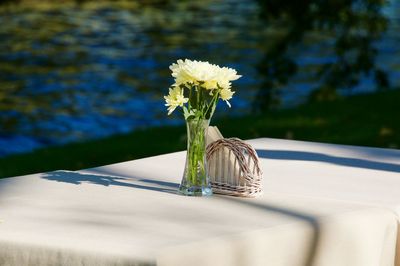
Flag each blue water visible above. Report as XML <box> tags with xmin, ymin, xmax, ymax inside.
<box><xmin>0</xmin><ymin>0</ymin><xmax>399</xmax><ymax>157</ymax></box>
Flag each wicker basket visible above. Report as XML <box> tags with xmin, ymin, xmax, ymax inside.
<box><xmin>206</xmin><ymin>137</ymin><xmax>263</xmax><ymax>197</ymax></box>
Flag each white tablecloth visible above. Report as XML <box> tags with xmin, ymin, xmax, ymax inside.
<box><xmin>0</xmin><ymin>138</ymin><xmax>399</xmax><ymax>266</ymax></box>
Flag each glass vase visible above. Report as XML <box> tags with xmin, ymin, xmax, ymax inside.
<box><xmin>179</xmin><ymin>118</ymin><xmax>212</xmax><ymax>196</ymax></box>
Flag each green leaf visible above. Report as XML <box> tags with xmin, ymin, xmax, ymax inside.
<box><xmin>183</xmin><ymin>106</ymin><xmax>196</xmax><ymax>120</ymax></box>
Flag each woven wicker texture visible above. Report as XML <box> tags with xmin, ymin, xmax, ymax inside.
<box><xmin>206</xmin><ymin>138</ymin><xmax>263</xmax><ymax>197</ymax></box>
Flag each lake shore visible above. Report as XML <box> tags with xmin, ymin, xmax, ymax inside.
<box><xmin>1</xmin><ymin>89</ymin><xmax>398</xmax><ymax>179</ymax></box>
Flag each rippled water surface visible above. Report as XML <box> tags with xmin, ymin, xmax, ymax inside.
<box><xmin>0</xmin><ymin>0</ymin><xmax>399</xmax><ymax>156</ymax></box>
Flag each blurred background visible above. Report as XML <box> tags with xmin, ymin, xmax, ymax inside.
<box><xmin>0</xmin><ymin>0</ymin><xmax>399</xmax><ymax>177</ymax></box>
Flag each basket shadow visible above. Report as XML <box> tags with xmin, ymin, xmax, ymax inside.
<box><xmin>256</xmin><ymin>149</ymin><xmax>400</xmax><ymax>173</ymax></box>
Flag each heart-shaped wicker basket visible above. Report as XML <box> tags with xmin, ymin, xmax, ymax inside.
<box><xmin>206</xmin><ymin>138</ymin><xmax>263</xmax><ymax>197</ymax></box>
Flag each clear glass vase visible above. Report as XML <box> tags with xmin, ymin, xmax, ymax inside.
<box><xmin>179</xmin><ymin>118</ymin><xmax>212</xmax><ymax>196</ymax></box>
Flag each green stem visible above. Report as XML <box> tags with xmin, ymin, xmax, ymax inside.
<box><xmin>204</xmin><ymin>91</ymin><xmax>219</xmax><ymax>119</ymax></box>
<box><xmin>185</xmin><ymin>118</ymin><xmax>208</xmax><ymax>187</ymax></box>
<box><xmin>196</xmin><ymin>85</ymin><xmax>200</xmax><ymax>111</ymax></box>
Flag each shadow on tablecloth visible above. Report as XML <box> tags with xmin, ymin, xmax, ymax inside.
<box><xmin>41</xmin><ymin>170</ymin><xmax>179</xmax><ymax>195</ymax></box>
<box><xmin>257</xmin><ymin>149</ymin><xmax>400</xmax><ymax>173</ymax></box>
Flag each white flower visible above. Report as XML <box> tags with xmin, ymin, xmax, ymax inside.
<box><xmin>215</xmin><ymin>66</ymin><xmax>241</xmax><ymax>90</ymax></box>
<box><xmin>219</xmin><ymin>88</ymin><xmax>235</xmax><ymax>107</ymax></box>
<box><xmin>203</xmin><ymin>79</ymin><xmax>218</xmax><ymax>90</ymax></box>
<box><xmin>169</xmin><ymin>59</ymin><xmax>241</xmax><ymax>90</ymax></box>
<box><xmin>164</xmin><ymin>86</ymin><xmax>188</xmax><ymax>115</ymax></box>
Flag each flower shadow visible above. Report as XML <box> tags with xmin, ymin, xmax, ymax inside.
<box><xmin>41</xmin><ymin>170</ymin><xmax>179</xmax><ymax>195</ymax></box>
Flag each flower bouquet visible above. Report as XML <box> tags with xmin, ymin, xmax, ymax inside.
<box><xmin>164</xmin><ymin>59</ymin><xmax>241</xmax><ymax>196</ymax></box>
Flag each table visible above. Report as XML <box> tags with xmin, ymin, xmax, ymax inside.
<box><xmin>0</xmin><ymin>138</ymin><xmax>399</xmax><ymax>266</ymax></box>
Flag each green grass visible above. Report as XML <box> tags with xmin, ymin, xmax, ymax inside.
<box><xmin>0</xmin><ymin>89</ymin><xmax>399</xmax><ymax>179</ymax></box>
